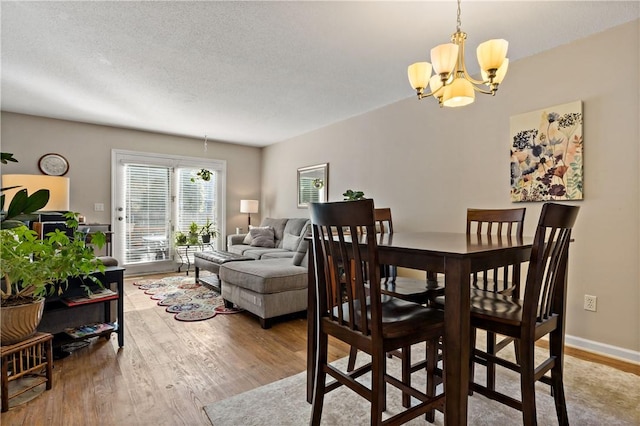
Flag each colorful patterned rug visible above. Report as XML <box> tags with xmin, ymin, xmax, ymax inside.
<box><xmin>133</xmin><ymin>275</ymin><xmax>242</xmax><ymax>321</ymax></box>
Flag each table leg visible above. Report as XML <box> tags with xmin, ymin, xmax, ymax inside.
<box><xmin>443</xmin><ymin>257</ymin><xmax>471</xmax><ymax>425</ymax></box>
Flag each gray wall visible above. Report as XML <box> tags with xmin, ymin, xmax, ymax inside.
<box><xmin>0</xmin><ymin>113</ymin><xmax>262</xmax><ymax>237</ymax></box>
<box><xmin>261</xmin><ymin>21</ymin><xmax>640</xmax><ymax>358</ymax></box>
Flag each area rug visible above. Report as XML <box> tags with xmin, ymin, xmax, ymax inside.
<box><xmin>204</xmin><ymin>343</ymin><xmax>640</xmax><ymax>425</ymax></box>
<box><xmin>133</xmin><ymin>275</ymin><xmax>242</xmax><ymax>321</ymax></box>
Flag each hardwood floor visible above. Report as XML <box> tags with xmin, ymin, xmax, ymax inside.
<box><xmin>1</xmin><ymin>272</ymin><xmax>637</xmax><ymax>425</ymax></box>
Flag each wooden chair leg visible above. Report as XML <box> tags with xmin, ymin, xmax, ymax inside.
<box><xmin>519</xmin><ymin>343</ymin><xmax>537</xmax><ymax>426</ymax></box>
<box><xmin>371</xmin><ymin>347</ymin><xmax>386</xmax><ymax>426</ymax></box>
<box><xmin>550</xmin><ymin>331</ymin><xmax>569</xmax><ymax>425</ymax></box>
<box><xmin>486</xmin><ymin>331</ymin><xmax>497</xmax><ymax>391</ymax></box>
<box><xmin>401</xmin><ymin>345</ymin><xmax>412</xmax><ymax>408</ymax></box>
<box><xmin>469</xmin><ymin>327</ymin><xmax>477</xmax><ymax>395</ymax></box>
<box><xmin>310</xmin><ymin>332</ymin><xmax>329</xmax><ymax>426</ymax></box>
<box><xmin>347</xmin><ymin>346</ymin><xmax>358</xmax><ymax>372</ymax></box>
<box><xmin>425</xmin><ymin>339</ymin><xmax>438</xmax><ymax>423</ymax></box>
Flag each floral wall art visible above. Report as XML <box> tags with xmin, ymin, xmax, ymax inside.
<box><xmin>510</xmin><ymin>100</ymin><xmax>583</xmax><ymax>202</ymax></box>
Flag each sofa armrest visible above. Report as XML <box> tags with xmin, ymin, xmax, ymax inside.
<box><xmin>227</xmin><ymin>233</ymin><xmax>247</xmax><ymax>249</ymax></box>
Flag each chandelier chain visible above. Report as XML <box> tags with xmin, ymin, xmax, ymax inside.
<box><xmin>456</xmin><ymin>0</ymin><xmax>462</xmax><ymax>32</ymax></box>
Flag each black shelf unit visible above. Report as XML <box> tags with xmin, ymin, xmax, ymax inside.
<box><xmin>39</xmin><ymin>267</ymin><xmax>125</xmax><ymax>348</ymax></box>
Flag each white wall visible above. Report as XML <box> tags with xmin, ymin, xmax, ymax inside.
<box><xmin>262</xmin><ymin>21</ymin><xmax>640</xmax><ymax>358</ymax></box>
<box><xmin>0</xmin><ymin>113</ymin><xmax>262</xmax><ymax>238</ymax></box>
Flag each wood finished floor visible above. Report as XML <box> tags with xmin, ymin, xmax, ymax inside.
<box><xmin>1</xmin><ymin>272</ymin><xmax>637</xmax><ymax>425</ymax></box>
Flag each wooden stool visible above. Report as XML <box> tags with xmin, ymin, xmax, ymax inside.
<box><xmin>1</xmin><ymin>332</ymin><xmax>53</xmax><ymax>412</ymax></box>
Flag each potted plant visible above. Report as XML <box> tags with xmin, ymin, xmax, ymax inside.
<box><xmin>188</xmin><ymin>222</ymin><xmax>200</xmax><ymax>245</ymax></box>
<box><xmin>1</xmin><ymin>152</ymin><xmax>106</xmax><ymax>345</ymax></box>
<box><xmin>343</xmin><ymin>189</ymin><xmax>366</xmax><ymax>201</ymax></box>
<box><xmin>174</xmin><ymin>231</ymin><xmax>188</xmax><ymax>246</ymax></box>
<box><xmin>190</xmin><ymin>168</ymin><xmax>212</xmax><ymax>182</ymax></box>
<box><xmin>1</xmin><ymin>212</ymin><xmax>106</xmax><ymax>345</ymax></box>
<box><xmin>199</xmin><ymin>218</ymin><xmax>218</xmax><ymax>244</ymax></box>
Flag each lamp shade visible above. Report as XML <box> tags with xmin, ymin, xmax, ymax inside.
<box><xmin>430</xmin><ymin>43</ymin><xmax>459</xmax><ymax>76</ymax></box>
<box><xmin>476</xmin><ymin>39</ymin><xmax>508</xmax><ymax>72</ymax></box>
<box><xmin>240</xmin><ymin>199</ymin><xmax>259</xmax><ymax>214</ymax></box>
<box><xmin>481</xmin><ymin>58</ymin><xmax>509</xmax><ymax>84</ymax></box>
<box><xmin>429</xmin><ymin>75</ymin><xmax>444</xmax><ymax>97</ymax></box>
<box><xmin>407</xmin><ymin>62</ymin><xmax>432</xmax><ymax>90</ymax></box>
<box><xmin>442</xmin><ymin>78</ymin><xmax>475</xmax><ymax>108</ymax></box>
<box><xmin>2</xmin><ymin>174</ymin><xmax>70</xmax><ymax>211</ymax></box>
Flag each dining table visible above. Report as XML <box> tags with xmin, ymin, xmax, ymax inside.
<box><xmin>306</xmin><ymin>231</ymin><xmax>533</xmax><ymax>425</ymax></box>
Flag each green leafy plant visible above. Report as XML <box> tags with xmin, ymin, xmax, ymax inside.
<box><xmin>1</xmin><ymin>212</ymin><xmax>106</xmax><ymax>307</ymax></box>
<box><xmin>174</xmin><ymin>231</ymin><xmax>188</xmax><ymax>246</ymax></box>
<box><xmin>188</xmin><ymin>222</ymin><xmax>200</xmax><ymax>245</ymax></box>
<box><xmin>190</xmin><ymin>168</ymin><xmax>212</xmax><ymax>182</ymax></box>
<box><xmin>343</xmin><ymin>189</ymin><xmax>366</xmax><ymax>201</ymax></box>
<box><xmin>199</xmin><ymin>218</ymin><xmax>218</xmax><ymax>238</ymax></box>
<box><xmin>1</xmin><ymin>152</ymin><xmax>50</xmax><ymax>230</ymax></box>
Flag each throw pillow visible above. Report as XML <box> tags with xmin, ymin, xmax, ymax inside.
<box><xmin>293</xmin><ymin>239</ymin><xmax>309</xmax><ymax>266</ymax></box>
<box><xmin>242</xmin><ymin>225</ymin><xmax>266</xmax><ymax>245</ymax></box>
<box><xmin>249</xmin><ymin>226</ymin><xmax>276</xmax><ymax>248</ymax></box>
<box><xmin>283</xmin><ymin>232</ymin><xmax>301</xmax><ymax>252</ymax></box>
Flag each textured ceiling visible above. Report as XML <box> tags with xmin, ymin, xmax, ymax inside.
<box><xmin>1</xmin><ymin>1</ymin><xmax>638</xmax><ymax>147</ymax></box>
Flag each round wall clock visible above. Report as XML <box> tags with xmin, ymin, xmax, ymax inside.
<box><xmin>38</xmin><ymin>153</ymin><xmax>69</xmax><ymax>176</ymax></box>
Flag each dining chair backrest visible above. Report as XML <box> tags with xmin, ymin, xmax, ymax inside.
<box><xmin>374</xmin><ymin>208</ymin><xmax>394</xmax><ymax>234</ymax></box>
<box><xmin>466</xmin><ymin>208</ymin><xmax>526</xmax><ymax>238</ymax></box>
<box><xmin>522</xmin><ymin>202</ymin><xmax>579</xmax><ymax>326</ymax></box>
<box><xmin>309</xmin><ymin>199</ymin><xmax>382</xmax><ymax>340</ymax></box>
<box><xmin>466</xmin><ymin>207</ymin><xmax>526</xmax><ymax>295</ymax></box>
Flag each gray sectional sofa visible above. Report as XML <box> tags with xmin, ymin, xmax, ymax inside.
<box><xmin>220</xmin><ymin>217</ymin><xmax>310</xmax><ymax>328</ymax></box>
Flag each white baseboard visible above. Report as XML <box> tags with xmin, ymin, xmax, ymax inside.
<box><xmin>565</xmin><ymin>334</ymin><xmax>640</xmax><ymax>365</ymax></box>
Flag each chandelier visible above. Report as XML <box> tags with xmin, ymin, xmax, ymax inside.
<box><xmin>407</xmin><ymin>0</ymin><xmax>509</xmax><ymax>108</ymax></box>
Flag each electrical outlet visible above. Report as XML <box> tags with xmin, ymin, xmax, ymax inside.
<box><xmin>584</xmin><ymin>295</ymin><xmax>597</xmax><ymax>312</ymax></box>
<box><xmin>94</xmin><ymin>203</ymin><xmax>104</xmax><ymax>212</ymax></box>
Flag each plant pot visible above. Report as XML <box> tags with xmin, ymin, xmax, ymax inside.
<box><xmin>201</xmin><ymin>234</ymin><xmax>211</xmax><ymax>244</ymax></box>
<box><xmin>1</xmin><ymin>298</ymin><xmax>45</xmax><ymax>345</ymax></box>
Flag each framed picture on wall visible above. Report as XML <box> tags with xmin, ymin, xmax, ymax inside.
<box><xmin>297</xmin><ymin>163</ymin><xmax>328</xmax><ymax>208</ymax></box>
<box><xmin>510</xmin><ymin>100</ymin><xmax>583</xmax><ymax>202</ymax></box>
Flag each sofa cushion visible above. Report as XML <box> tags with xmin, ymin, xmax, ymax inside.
<box><xmin>259</xmin><ymin>218</ymin><xmax>288</xmax><ymax>247</ymax></box>
<box><xmin>283</xmin><ymin>218</ymin><xmax>310</xmax><ymax>238</ymax></box>
<box><xmin>249</xmin><ymin>226</ymin><xmax>276</xmax><ymax>248</ymax></box>
<box><xmin>242</xmin><ymin>248</ymin><xmax>290</xmax><ymax>259</ymax></box>
<box><xmin>261</xmin><ymin>251</ymin><xmax>296</xmax><ymax>259</ymax></box>
<box><xmin>282</xmin><ymin>232</ymin><xmax>301</xmax><ymax>251</ymax></box>
<box><xmin>220</xmin><ymin>258</ymin><xmax>307</xmax><ymax>294</ymax></box>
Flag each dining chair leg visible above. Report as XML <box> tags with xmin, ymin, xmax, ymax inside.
<box><xmin>550</xmin><ymin>331</ymin><xmax>569</xmax><ymax>425</ymax></box>
<box><xmin>347</xmin><ymin>346</ymin><xmax>358</xmax><ymax>371</ymax></box>
<box><xmin>519</xmin><ymin>342</ymin><xmax>537</xmax><ymax>426</ymax></box>
<box><xmin>371</xmin><ymin>347</ymin><xmax>386</xmax><ymax>426</ymax></box>
<box><xmin>469</xmin><ymin>327</ymin><xmax>477</xmax><ymax>396</ymax></box>
<box><xmin>401</xmin><ymin>345</ymin><xmax>412</xmax><ymax>408</ymax></box>
<box><xmin>425</xmin><ymin>339</ymin><xmax>438</xmax><ymax>423</ymax></box>
<box><xmin>486</xmin><ymin>331</ymin><xmax>497</xmax><ymax>391</ymax></box>
<box><xmin>310</xmin><ymin>332</ymin><xmax>329</xmax><ymax>426</ymax></box>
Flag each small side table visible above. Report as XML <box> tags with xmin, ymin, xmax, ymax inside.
<box><xmin>1</xmin><ymin>332</ymin><xmax>53</xmax><ymax>412</ymax></box>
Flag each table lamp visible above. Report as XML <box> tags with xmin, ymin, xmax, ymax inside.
<box><xmin>1</xmin><ymin>174</ymin><xmax>70</xmax><ymax>211</ymax></box>
<box><xmin>240</xmin><ymin>199</ymin><xmax>259</xmax><ymax>227</ymax></box>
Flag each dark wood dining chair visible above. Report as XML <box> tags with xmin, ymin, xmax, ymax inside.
<box><xmin>309</xmin><ymin>199</ymin><xmax>445</xmax><ymax>425</ymax></box>
<box><xmin>467</xmin><ymin>207</ymin><xmax>526</xmax><ymax>296</ymax></box>
<box><xmin>466</xmin><ymin>207</ymin><xmax>526</xmax><ymax>390</ymax></box>
<box><xmin>376</xmin><ymin>208</ymin><xmax>444</xmax><ymax>304</ymax></box>
<box><xmin>469</xmin><ymin>202</ymin><xmax>579</xmax><ymax>426</ymax></box>
<box><xmin>348</xmin><ymin>207</ymin><xmax>444</xmax><ymax>403</ymax></box>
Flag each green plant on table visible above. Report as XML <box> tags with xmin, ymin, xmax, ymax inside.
<box><xmin>175</xmin><ymin>231</ymin><xmax>188</xmax><ymax>246</ymax></box>
<box><xmin>343</xmin><ymin>189</ymin><xmax>366</xmax><ymax>201</ymax></box>
<box><xmin>188</xmin><ymin>222</ymin><xmax>200</xmax><ymax>245</ymax></box>
<box><xmin>199</xmin><ymin>218</ymin><xmax>219</xmax><ymax>238</ymax></box>
<box><xmin>1</xmin><ymin>212</ymin><xmax>106</xmax><ymax>307</ymax></box>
